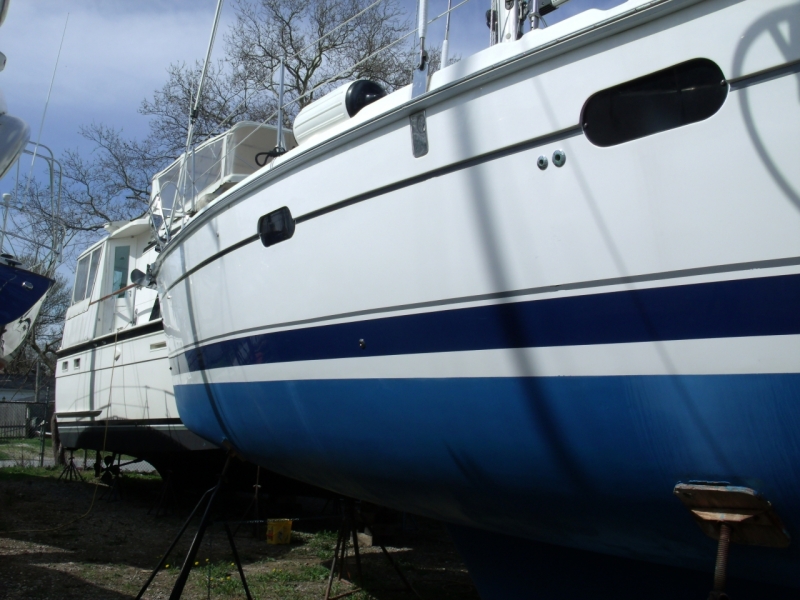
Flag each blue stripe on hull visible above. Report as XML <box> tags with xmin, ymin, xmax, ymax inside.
<box><xmin>175</xmin><ymin>373</ymin><xmax>800</xmax><ymax>587</ymax></box>
<box><xmin>176</xmin><ymin>274</ymin><xmax>800</xmax><ymax>372</ymax></box>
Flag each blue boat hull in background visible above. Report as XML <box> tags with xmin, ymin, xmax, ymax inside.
<box><xmin>0</xmin><ymin>262</ymin><xmax>52</xmax><ymax>325</ymax></box>
<box><xmin>1</xmin><ymin>262</ymin><xmax>53</xmax><ymax>363</ymax></box>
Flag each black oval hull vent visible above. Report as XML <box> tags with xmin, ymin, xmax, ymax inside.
<box><xmin>581</xmin><ymin>58</ymin><xmax>728</xmax><ymax>147</ymax></box>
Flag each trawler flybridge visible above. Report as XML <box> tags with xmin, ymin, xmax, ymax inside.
<box><xmin>145</xmin><ymin>0</ymin><xmax>800</xmax><ymax>597</ymax></box>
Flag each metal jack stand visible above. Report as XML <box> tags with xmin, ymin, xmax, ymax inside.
<box><xmin>324</xmin><ymin>500</ymin><xmax>422</xmax><ymax>600</ymax></box>
<box><xmin>58</xmin><ymin>450</ymin><xmax>83</xmax><ymax>482</ymax></box>
<box><xmin>235</xmin><ymin>466</ymin><xmax>262</xmax><ymax>538</ymax></box>
<box><xmin>136</xmin><ymin>455</ymin><xmax>252</xmax><ymax>600</ymax></box>
<box><xmin>674</xmin><ymin>482</ymin><xmax>790</xmax><ymax>600</ymax></box>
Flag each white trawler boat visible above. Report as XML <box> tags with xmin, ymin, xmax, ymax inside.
<box><xmin>53</xmin><ymin>217</ymin><xmax>205</xmax><ymax>470</ymax></box>
<box><xmin>146</xmin><ymin>1</ymin><xmax>800</xmax><ymax>597</ymax></box>
<box><xmin>55</xmin><ymin>122</ymin><xmax>294</xmax><ymax>476</ymax></box>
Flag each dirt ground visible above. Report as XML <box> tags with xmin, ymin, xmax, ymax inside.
<box><xmin>0</xmin><ymin>465</ymin><xmax>480</xmax><ymax>600</ymax></box>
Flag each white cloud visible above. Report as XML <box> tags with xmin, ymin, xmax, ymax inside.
<box><xmin>0</xmin><ymin>0</ymin><xmax>233</xmax><ymax>157</ymax></box>
<box><xmin>0</xmin><ymin>0</ymin><xmax>616</xmax><ymax>172</ymax></box>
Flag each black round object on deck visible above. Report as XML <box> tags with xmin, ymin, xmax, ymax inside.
<box><xmin>345</xmin><ymin>80</ymin><xmax>387</xmax><ymax>117</ymax></box>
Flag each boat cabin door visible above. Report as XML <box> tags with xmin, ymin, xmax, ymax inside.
<box><xmin>99</xmin><ymin>242</ymin><xmax>134</xmax><ymax>335</ymax></box>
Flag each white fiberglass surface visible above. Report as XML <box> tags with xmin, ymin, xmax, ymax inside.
<box><xmin>55</xmin><ymin>334</ymin><xmax>174</xmax><ymax>421</ymax></box>
<box><xmin>156</xmin><ymin>0</ymin><xmax>800</xmax><ymax>351</ymax></box>
<box><xmin>162</xmin><ymin>81</ymin><xmax>800</xmax><ymax>348</ymax></box>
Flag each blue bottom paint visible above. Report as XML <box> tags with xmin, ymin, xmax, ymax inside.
<box><xmin>175</xmin><ymin>374</ymin><xmax>800</xmax><ymax>590</ymax></box>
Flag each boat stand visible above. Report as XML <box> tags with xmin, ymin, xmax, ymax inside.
<box><xmin>674</xmin><ymin>482</ymin><xmax>790</xmax><ymax>599</ymax></box>
<box><xmin>235</xmin><ymin>466</ymin><xmax>262</xmax><ymax>538</ymax></box>
<box><xmin>136</xmin><ymin>455</ymin><xmax>252</xmax><ymax>600</ymax></box>
<box><xmin>324</xmin><ymin>499</ymin><xmax>422</xmax><ymax>600</ymax></box>
<box><xmin>58</xmin><ymin>450</ymin><xmax>83</xmax><ymax>482</ymax></box>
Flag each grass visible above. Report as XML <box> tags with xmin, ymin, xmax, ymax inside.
<box><xmin>0</xmin><ymin>464</ymin><xmax>61</xmax><ymax>479</ymax></box>
<box><xmin>0</xmin><ymin>437</ymin><xmax>52</xmax><ymax>461</ymax></box>
<box><xmin>0</xmin><ymin>463</ymin><xmax>160</xmax><ymax>484</ymax></box>
<box><xmin>300</xmin><ymin>529</ymin><xmax>338</xmax><ymax>560</ymax></box>
<box><xmin>0</xmin><ymin>470</ymin><xmax>479</xmax><ymax>599</ymax></box>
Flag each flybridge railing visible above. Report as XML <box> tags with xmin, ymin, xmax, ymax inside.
<box><xmin>148</xmin><ymin>0</ymin><xmax>474</xmax><ymax>248</ymax></box>
<box><xmin>0</xmin><ymin>141</ymin><xmax>65</xmax><ymax>273</ymax></box>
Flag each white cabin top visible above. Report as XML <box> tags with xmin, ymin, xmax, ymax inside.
<box><xmin>61</xmin><ymin>217</ymin><xmax>161</xmax><ymax>351</ymax></box>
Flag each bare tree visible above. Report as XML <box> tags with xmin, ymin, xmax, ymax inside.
<box><xmin>227</xmin><ymin>0</ymin><xmax>414</xmax><ymax>112</ymax></box>
<box><xmin>140</xmin><ymin>0</ymin><xmax>416</xmax><ymax>155</ymax></box>
<box><xmin>60</xmin><ymin>124</ymin><xmax>171</xmax><ymax>236</ymax></box>
<box><xmin>61</xmin><ymin>0</ymin><xmax>419</xmax><ymax>241</ymax></box>
<box><xmin>139</xmin><ymin>60</ymin><xmax>275</xmax><ymax>158</ymax></box>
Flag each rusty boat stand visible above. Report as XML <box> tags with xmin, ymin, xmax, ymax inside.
<box><xmin>136</xmin><ymin>454</ymin><xmax>422</xmax><ymax>600</ymax></box>
<box><xmin>136</xmin><ymin>455</ymin><xmax>253</xmax><ymax>600</ymax></box>
<box><xmin>57</xmin><ymin>450</ymin><xmax>83</xmax><ymax>482</ymax></box>
<box><xmin>324</xmin><ymin>499</ymin><xmax>422</xmax><ymax>600</ymax></box>
<box><xmin>674</xmin><ymin>482</ymin><xmax>791</xmax><ymax>599</ymax></box>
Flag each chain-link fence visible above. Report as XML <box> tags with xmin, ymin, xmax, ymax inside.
<box><xmin>0</xmin><ymin>401</ymin><xmax>52</xmax><ymax>439</ymax></box>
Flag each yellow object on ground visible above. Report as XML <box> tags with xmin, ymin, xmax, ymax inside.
<box><xmin>266</xmin><ymin>519</ymin><xmax>292</xmax><ymax>544</ymax></box>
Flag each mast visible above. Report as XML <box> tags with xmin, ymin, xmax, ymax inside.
<box><xmin>183</xmin><ymin>0</ymin><xmax>225</xmax><ymax>216</ymax></box>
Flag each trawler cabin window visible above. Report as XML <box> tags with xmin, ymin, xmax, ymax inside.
<box><xmin>71</xmin><ymin>246</ymin><xmax>103</xmax><ymax>304</ymax></box>
<box><xmin>581</xmin><ymin>58</ymin><xmax>727</xmax><ymax>147</ymax></box>
<box><xmin>113</xmin><ymin>246</ymin><xmax>130</xmax><ymax>298</ymax></box>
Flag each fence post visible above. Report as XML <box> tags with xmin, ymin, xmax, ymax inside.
<box><xmin>39</xmin><ymin>419</ymin><xmax>45</xmax><ymax>467</ymax></box>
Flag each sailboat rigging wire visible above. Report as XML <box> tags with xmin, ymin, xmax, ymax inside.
<box><xmin>189</xmin><ymin>0</ymin><xmax>225</xmax><ymax>134</ymax></box>
<box><xmin>290</xmin><ymin>0</ymin><xmax>386</xmax><ymax>63</ymax></box>
<box><xmin>499</xmin><ymin>1</ymin><xmax>513</xmax><ymax>42</ymax></box>
<box><xmin>27</xmin><ymin>13</ymin><xmax>68</xmax><ymax>189</ymax></box>
<box><xmin>160</xmin><ymin>0</ymin><xmax>472</xmax><ymax>235</ymax></box>
<box><xmin>207</xmin><ymin>0</ymin><xmax>390</xmax><ymax>135</ymax></box>
<box><xmin>173</xmin><ymin>0</ymin><xmax>225</xmax><ymax>236</ymax></box>
<box><xmin>211</xmin><ymin>0</ymin><xmax>471</xmax><ymax>137</ymax></box>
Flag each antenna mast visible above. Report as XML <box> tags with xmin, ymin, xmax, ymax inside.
<box><xmin>182</xmin><ymin>0</ymin><xmax>225</xmax><ymax>215</ymax></box>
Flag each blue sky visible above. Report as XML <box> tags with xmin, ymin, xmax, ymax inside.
<box><xmin>0</xmin><ymin>0</ymin><xmax>622</xmax><ymax>198</ymax></box>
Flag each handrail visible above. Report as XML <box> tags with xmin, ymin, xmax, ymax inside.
<box><xmin>90</xmin><ymin>281</ymin><xmax>139</xmax><ymax>305</ymax></box>
<box><xmin>150</xmin><ymin>0</ymin><xmax>474</xmax><ymax>247</ymax></box>
<box><xmin>1</xmin><ymin>141</ymin><xmax>64</xmax><ymax>271</ymax></box>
